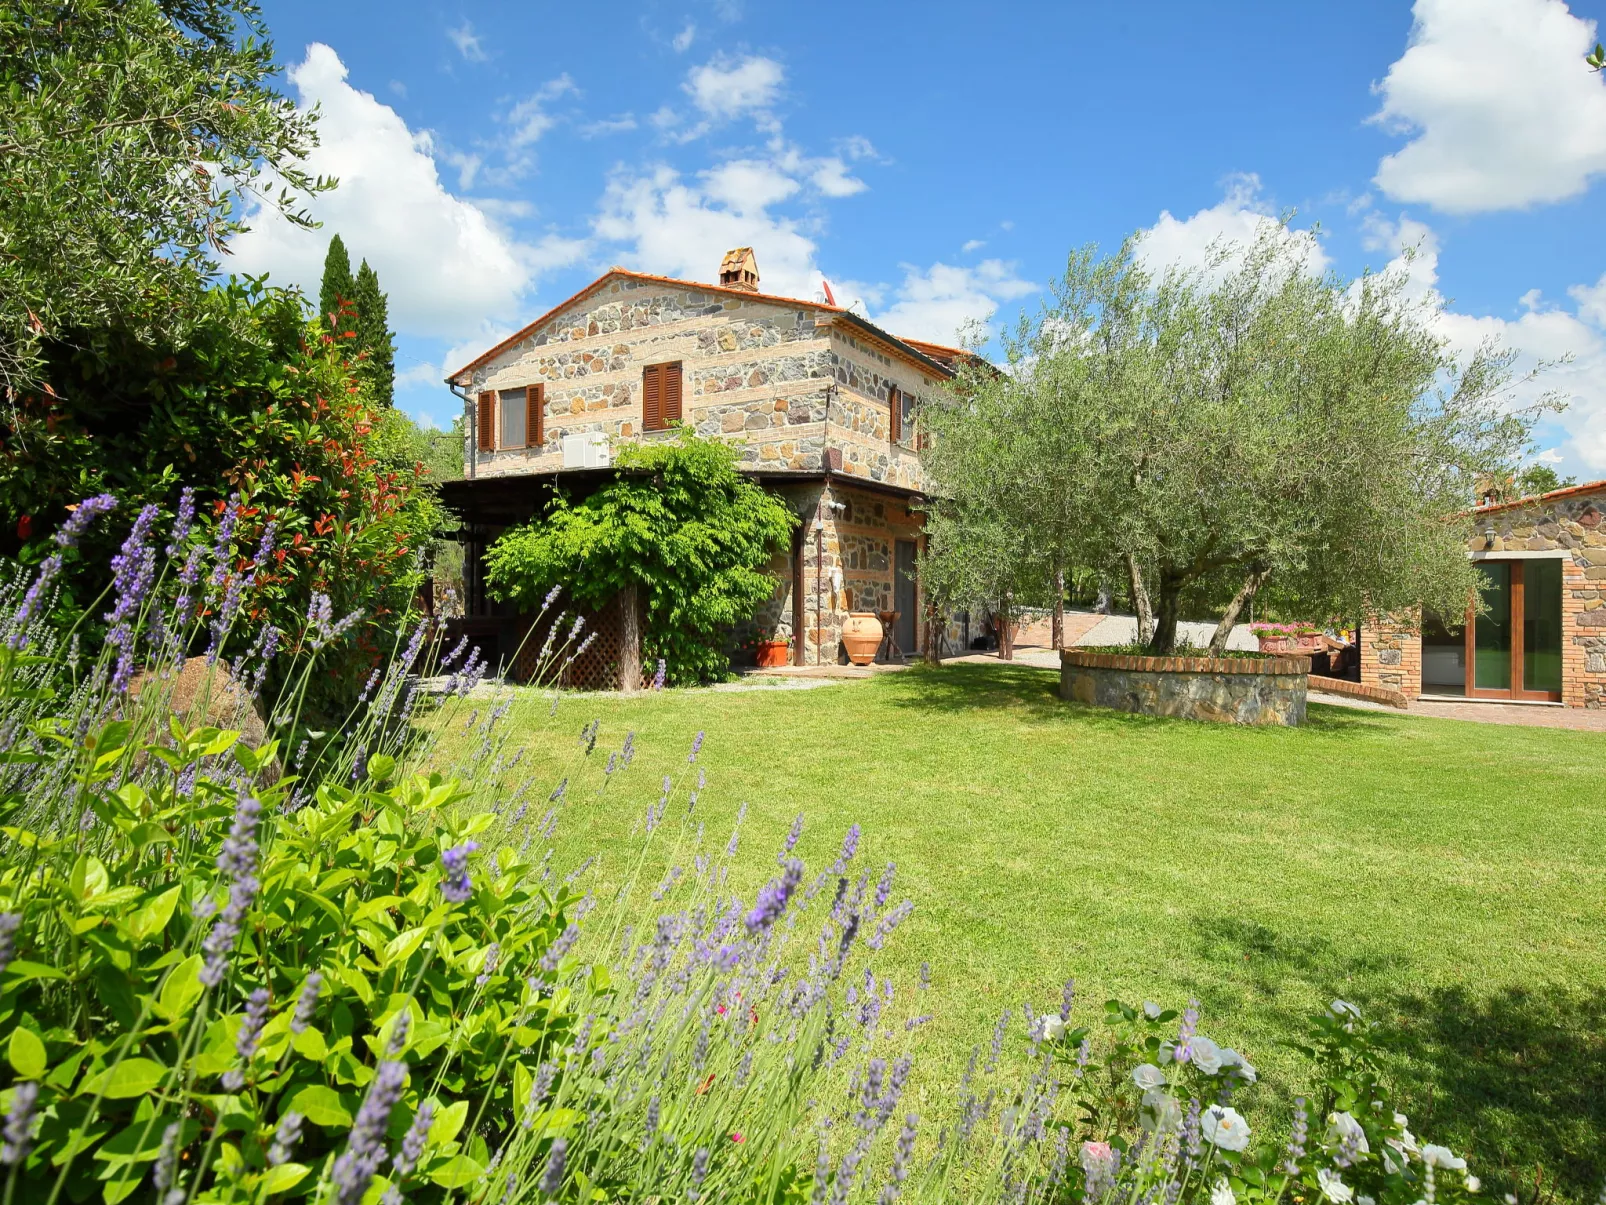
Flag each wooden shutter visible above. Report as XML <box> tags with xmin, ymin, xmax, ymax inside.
<box><xmin>525</xmin><ymin>384</ymin><xmax>544</xmax><ymax>450</ymax></box>
<box><xmin>888</xmin><ymin>385</ymin><xmax>901</xmax><ymax>443</ymax></box>
<box><xmin>664</xmin><ymin>362</ymin><xmax>683</xmax><ymax>424</ymax></box>
<box><xmin>477</xmin><ymin>391</ymin><xmax>495</xmax><ymax>453</ymax></box>
<box><xmin>642</xmin><ymin>364</ymin><xmax>663</xmax><ymax>431</ymax></box>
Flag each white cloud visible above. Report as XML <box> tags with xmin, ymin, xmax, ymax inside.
<box><xmin>673</xmin><ymin>23</ymin><xmax>696</xmax><ymax>53</ymax></box>
<box><xmin>809</xmin><ymin>157</ymin><xmax>867</xmax><ymax>198</ymax></box>
<box><xmin>961</xmin><ymin>239</ymin><xmax>985</xmax><ymax>254</ymax></box>
<box><xmin>506</xmin><ymin>75</ymin><xmax>576</xmax><ymax>149</ymax></box>
<box><xmin>447</xmin><ymin>22</ymin><xmax>486</xmax><ymax>62</ymax></box>
<box><xmin>1137</xmin><ymin>173</ymin><xmax>1329</xmax><ymax>280</ymax></box>
<box><xmin>580</xmin><ymin>114</ymin><xmax>638</xmax><ymax>138</ymax></box>
<box><xmin>1372</xmin><ymin>0</ymin><xmax>1606</xmax><ymax>212</ymax></box>
<box><xmin>873</xmin><ymin>260</ymin><xmax>1037</xmax><ymax>345</ymax></box>
<box><xmin>229</xmin><ymin>44</ymin><xmax>582</xmax><ymax>341</ymax></box>
<box><xmin>700</xmin><ymin>159</ymin><xmax>801</xmax><ymax>214</ymax></box>
<box><xmin>684</xmin><ymin>54</ymin><xmax>784</xmax><ymax>123</ymax></box>
<box><xmin>594</xmin><ymin>163</ymin><xmax>824</xmax><ymax>298</ymax></box>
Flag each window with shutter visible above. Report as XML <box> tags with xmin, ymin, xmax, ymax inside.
<box><xmin>477</xmin><ymin>391</ymin><xmax>495</xmax><ymax>453</ymax></box>
<box><xmin>663</xmin><ymin>361</ymin><xmax>683</xmax><ymax>424</ymax></box>
<box><xmin>643</xmin><ymin>364</ymin><xmax>663</xmax><ymax>431</ymax></box>
<box><xmin>498</xmin><ymin>387</ymin><xmax>527</xmax><ymax>448</ymax></box>
<box><xmin>526</xmin><ymin>384</ymin><xmax>544</xmax><ymax>451</ymax></box>
<box><xmin>888</xmin><ymin>385</ymin><xmax>902</xmax><ymax>443</ymax></box>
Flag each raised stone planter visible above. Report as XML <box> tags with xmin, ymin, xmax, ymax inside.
<box><xmin>1059</xmin><ymin>649</ymin><xmax>1309</xmax><ymax>726</ymax></box>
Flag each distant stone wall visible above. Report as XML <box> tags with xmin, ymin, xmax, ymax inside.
<box><xmin>1059</xmin><ymin>650</ymin><xmax>1309</xmax><ymax>726</ymax></box>
<box><xmin>1360</xmin><ymin>611</ymin><xmax>1422</xmax><ymax>701</ymax></box>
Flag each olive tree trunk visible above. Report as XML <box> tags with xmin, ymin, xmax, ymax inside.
<box><xmin>1207</xmin><ymin>566</ymin><xmax>1268</xmax><ymax>656</ymax></box>
<box><xmin>618</xmin><ymin>582</ymin><xmax>642</xmax><ymax>691</ymax></box>
<box><xmin>1125</xmin><ymin>553</ymin><xmax>1155</xmax><ymax>646</ymax></box>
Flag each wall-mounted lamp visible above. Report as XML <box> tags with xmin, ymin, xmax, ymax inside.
<box><xmin>1482</xmin><ymin>523</ymin><xmax>1496</xmax><ymax>549</ymax></box>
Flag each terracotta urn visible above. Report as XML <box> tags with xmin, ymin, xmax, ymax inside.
<box><xmin>841</xmin><ymin>612</ymin><xmax>883</xmax><ymax>665</ymax></box>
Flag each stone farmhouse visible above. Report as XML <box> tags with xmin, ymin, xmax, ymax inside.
<box><xmin>438</xmin><ymin>249</ymin><xmax>974</xmax><ymax>684</ymax></box>
<box><xmin>1361</xmin><ymin>478</ymin><xmax>1606</xmax><ymax>709</ymax></box>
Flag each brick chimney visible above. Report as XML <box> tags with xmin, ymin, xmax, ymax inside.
<box><xmin>719</xmin><ymin>247</ymin><xmax>759</xmax><ymax>292</ymax></box>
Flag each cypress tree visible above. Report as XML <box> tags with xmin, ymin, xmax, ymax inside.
<box><xmin>351</xmin><ymin>259</ymin><xmax>396</xmax><ymax>407</ymax></box>
<box><xmin>317</xmin><ymin>234</ymin><xmax>354</xmax><ymax>332</ymax></box>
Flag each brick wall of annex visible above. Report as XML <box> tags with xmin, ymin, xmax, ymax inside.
<box><xmin>462</xmin><ymin>278</ymin><xmax>936</xmax><ymax>493</ymax></box>
<box><xmin>1359</xmin><ymin>487</ymin><xmax>1606</xmax><ymax>708</ymax></box>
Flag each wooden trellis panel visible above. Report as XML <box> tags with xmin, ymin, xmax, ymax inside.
<box><xmin>515</xmin><ymin>592</ymin><xmax>626</xmax><ymax>690</ymax></box>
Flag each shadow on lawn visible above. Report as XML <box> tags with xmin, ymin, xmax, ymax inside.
<box><xmin>1192</xmin><ymin>916</ymin><xmax>1605</xmax><ymax>1202</ymax></box>
<box><xmin>882</xmin><ymin>663</ymin><xmax>1398</xmax><ymax>737</ymax></box>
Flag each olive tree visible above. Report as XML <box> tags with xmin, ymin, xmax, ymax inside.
<box><xmin>922</xmin><ymin>227</ymin><xmax>1554</xmax><ymax>656</ymax></box>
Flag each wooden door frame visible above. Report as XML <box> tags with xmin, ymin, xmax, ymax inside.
<box><xmin>1463</xmin><ymin>560</ymin><xmax>1562</xmax><ymax>702</ymax></box>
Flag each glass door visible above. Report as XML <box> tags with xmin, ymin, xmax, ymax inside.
<box><xmin>1470</xmin><ymin>562</ymin><xmax>1512</xmax><ymax>695</ymax></box>
<box><xmin>1456</xmin><ymin>560</ymin><xmax>1563</xmax><ymax>702</ymax></box>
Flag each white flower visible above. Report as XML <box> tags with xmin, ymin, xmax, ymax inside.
<box><xmin>1326</xmin><ymin>1112</ymin><xmax>1370</xmax><ymax>1155</ymax></box>
<box><xmin>1189</xmin><ymin>1036</ymin><xmax>1223</xmax><ymax>1075</ymax></box>
<box><xmin>1220</xmin><ymin>1048</ymin><xmax>1257</xmax><ymax>1083</ymax></box>
<box><xmin>1382</xmin><ymin>1149</ymin><xmax>1404</xmax><ymax>1176</ymax></box>
<box><xmin>1357</xmin><ymin>1197</ymin><xmax>1376</xmax><ymax>1205</ymax></box>
<box><xmin>1039</xmin><ymin>1015</ymin><xmax>1067</xmax><ymax>1042</ymax></box>
<box><xmin>1140</xmin><ymin>1088</ymin><xmax>1183</xmax><ymax>1134</ymax></box>
<box><xmin>1201</xmin><ymin>1105</ymin><xmax>1251</xmax><ymax>1152</ymax></box>
<box><xmin>1318</xmin><ymin>1168</ymin><xmax>1354</xmax><ymax>1204</ymax></box>
<box><xmin>1132</xmin><ymin>1063</ymin><xmax>1167</xmax><ymax>1091</ymax></box>
<box><xmin>1211</xmin><ymin>1179</ymin><xmax>1236</xmax><ymax>1205</ymax></box>
<box><xmin>1329</xmin><ymin>999</ymin><xmax>1362</xmax><ymax>1031</ymax></box>
<box><xmin>1421</xmin><ymin>1145</ymin><xmax>1466</xmax><ymax>1171</ymax></box>
<box><xmin>1466</xmin><ymin>1175</ymin><xmax>1481</xmax><ymax>1193</ymax></box>
<box><xmin>1143</xmin><ymin>1000</ymin><xmax>1163</xmax><ymax>1019</ymax></box>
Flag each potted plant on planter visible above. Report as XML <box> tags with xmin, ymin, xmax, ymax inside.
<box><xmin>1250</xmin><ymin>622</ymin><xmax>1325</xmax><ymax>654</ymax></box>
<box><xmin>754</xmin><ymin>633</ymin><xmax>792</xmax><ymax>667</ymax></box>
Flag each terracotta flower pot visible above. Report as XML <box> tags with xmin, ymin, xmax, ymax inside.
<box><xmin>755</xmin><ymin>640</ymin><xmax>790</xmax><ymax>668</ymax></box>
<box><xmin>842</xmin><ymin>612</ymin><xmax>883</xmax><ymax>665</ymax></box>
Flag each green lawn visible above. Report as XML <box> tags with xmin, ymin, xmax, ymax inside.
<box><xmin>449</xmin><ymin>663</ymin><xmax>1606</xmax><ymax>1199</ymax></box>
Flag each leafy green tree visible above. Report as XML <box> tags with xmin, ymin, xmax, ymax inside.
<box><xmin>318</xmin><ymin>233</ymin><xmax>355</xmax><ymax>331</ymax></box>
<box><xmin>1514</xmin><ymin>463</ymin><xmax>1575</xmax><ymax>499</ymax></box>
<box><xmin>0</xmin><ymin>0</ymin><xmax>329</xmax><ymax>397</ymax></box>
<box><xmin>483</xmin><ymin>433</ymin><xmax>795</xmax><ymax>684</ymax></box>
<box><xmin>924</xmin><ymin>228</ymin><xmax>1553</xmax><ymax>656</ymax></box>
<box><xmin>351</xmin><ymin>258</ymin><xmax>396</xmax><ymax>406</ymax></box>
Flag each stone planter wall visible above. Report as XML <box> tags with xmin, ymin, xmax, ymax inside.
<box><xmin>1059</xmin><ymin>649</ymin><xmax>1309</xmax><ymax>726</ymax></box>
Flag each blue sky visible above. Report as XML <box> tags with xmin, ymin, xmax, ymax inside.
<box><xmin>235</xmin><ymin>0</ymin><xmax>1606</xmax><ymax>478</ymax></box>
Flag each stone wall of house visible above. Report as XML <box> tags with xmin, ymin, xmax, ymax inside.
<box><xmin>1359</xmin><ymin>485</ymin><xmax>1606</xmax><ymax>707</ymax></box>
<box><xmin>1059</xmin><ymin>650</ymin><xmax>1309</xmax><ymax>726</ymax></box>
<box><xmin>461</xmin><ymin>278</ymin><xmax>939</xmax><ymax>493</ymax></box>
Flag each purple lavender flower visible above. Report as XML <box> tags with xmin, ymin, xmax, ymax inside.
<box><xmin>831</xmin><ymin>823</ymin><xmax>862</xmax><ymax>875</ymax></box>
<box><xmin>477</xmin><ymin>943</ymin><xmax>501</xmax><ymax>987</ymax></box>
<box><xmin>1284</xmin><ymin>1096</ymin><xmax>1308</xmax><ymax>1174</ymax></box>
<box><xmin>782</xmin><ymin>813</ymin><xmax>804</xmax><ymax>858</ymax></box>
<box><xmin>1174</xmin><ymin>999</ymin><xmax>1200</xmax><ymax>1065</ymax></box>
<box><xmin>746</xmin><ymin>858</ymin><xmax>804</xmax><ymax>934</ymax></box>
<box><xmin>539</xmin><ymin>1136</ymin><xmax>567</xmax><ymax>1198</ymax></box>
<box><xmin>200</xmin><ymin>796</ymin><xmax>263</xmax><ymax>986</ymax></box>
<box><xmin>879</xmin><ymin>1114</ymin><xmax>918</xmax><ymax>1204</ymax></box>
<box><xmin>105</xmin><ymin>501</ymin><xmax>159</xmax><ymax>687</ymax></box>
<box><xmin>253</xmin><ymin>519</ymin><xmax>277</xmax><ymax>568</ymax></box>
<box><xmin>331</xmin><ymin>1060</ymin><xmax>407</xmax><ymax>1205</ymax></box>
<box><xmin>358</xmin><ymin>668</ymin><xmax>381</xmax><ymax>703</ymax></box>
<box><xmin>642</xmin><ymin>1095</ymin><xmax>660</xmax><ymax>1150</ymax></box>
<box><xmin>542</xmin><ymin>584</ymin><xmax>562</xmax><ymax>611</ymax></box>
<box><xmin>439</xmin><ymin>840</ymin><xmax>479</xmax><ymax>903</ymax></box>
<box><xmin>292</xmin><ymin>972</ymin><xmax>323</xmax><ymax>1033</ymax></box>
<box><xmin>166</xmin><ymin>487</ymin><xmax>196</xmax><ymax>557</ymax></box>
<box><xmin>211</xmin><ymin>494</ymin><xmax>240</xmax><ymax>586</ymax></box>
<box><xmin>171</xmin><ymin>543</ymin><xmax>205</xmax><ymax>627</ymax></box>
<box><xmin>0</xmin><ymin>913</ymin><xmax>20</xmax><ymax>978</ymax></box>
<box><xmin>523</xmin><ymin>1062</ymin><xmax>556</xmax><ymax>1127</ymax></box>
<box><xmin>391</xmin><ymin>1101</ymin><xmax>434</xmax><ymax>1179</ymax></box>
<box><xmin>986</xmin><ymin>1009</ymin><xmax>1011</xmax><ymax>1073</ymax></box>
<box><xmin>58</xmin><ymin>493</ymin><xmax>119</xmax><ymax>547</ymax></box>
<box><xmin>688</xmin><ymin>730</ymin><xmax>705</xmax><ymax>762</ymax></box>
<box><xmin>269</xmin><ymin>1112</ymin><xmax>304</xmax><ymax>1166</ymax></box>
<box><xmin>652</xmin><ymin>658</ymin><xmax>666</xmax><ymax>690</ymax></box>
<box><xmin>440</xmin><ymin>634</ymin><xmax>469</xmax><ymax>670</ymax></box>
<box><xmin>874</xmin><ymin>863</ymin><xmax>896</xmax><ymax>910</ymax></box>
<box><xmin>1</xmin><ymin>1081</ymin><xmax>37</xmax><ymax>1165</ymax></box>
<box><xmin>153</xmin><ymin>1121</ymin><xmax>183</xmax><ymax>1191</ymax></box>
<box><xmin>688</xmin><ymin>1147</ymin><xmax>710</xmax><ymax>1202</ymax></box>
<box><xmin>222</xmin><ymin>987</ymin><xmax>271</xmax><ymax>1090</ymax></box>
<box><xmin>539</xmin><ymin>921</ymin><xmax>581</xmax><ymax>975</ymax></box>
<box><xmin>7</xmin><ymin>494</ymin><xmax>118</xmax><ymax>651</ymax></box>
<box><xmin>1061</xmin><ymin>978</ymin><xmax>1076</xmax><ymax>1023</ymax></box>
